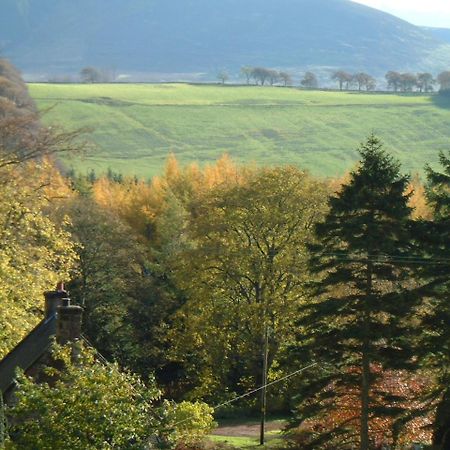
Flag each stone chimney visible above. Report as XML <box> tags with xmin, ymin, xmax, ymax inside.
<box><xmin>44</xmin><ymin>282</ymin><xmax>67</xmax><ymax>319</ymax></box>
<box><xmin>44</xmin><ymin>283</ymin><xmax>83</xmax><ymax>345</ymax></box>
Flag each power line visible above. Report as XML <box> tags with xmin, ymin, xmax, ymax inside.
<box><xmin>82</xmin><ymin>335</ymin><xmax>318</xmax><ymax>433</ymax></box>
<box><xmin>170</xmin><ymin>362</ymin><xmax>319</xmax><ymax>430</ymax></box>
<box><xmin>312</xmin><ymin>251</ymin><xmax>450</xmax><ymax>265</ymax></box>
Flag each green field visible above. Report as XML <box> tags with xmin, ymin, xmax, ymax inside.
<box><xmin>29</xmin><ymin>83</ymin><xmax>450</xmax><ymax>179</ymax></box>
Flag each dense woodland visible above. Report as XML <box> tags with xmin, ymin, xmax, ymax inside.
<box><xmin>0</xmin><ymin>59</ymin><xmax>449</xmax><ymax>449</ymax></box>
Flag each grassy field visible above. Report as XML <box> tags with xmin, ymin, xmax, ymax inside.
<box><xmin>29</xmin><ymin>83</ymin><xmax>450</xmax><ymax>179</ymax></box>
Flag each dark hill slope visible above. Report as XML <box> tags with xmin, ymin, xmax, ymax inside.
<box><xmin>423</xmin><ymin>27</ymin><xmax>450</xmax><ymax>44</ymax></box>
<box><xmin>1</xmin><ymin>0</ymin><xmax>450</xmax><ymax>77</ymax></box>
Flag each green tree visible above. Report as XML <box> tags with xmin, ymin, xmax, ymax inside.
<box><xmin>416</xmin><ymin>151</ymin><xmax>450</xmax><ymax>449</ymax></box>
<box><xmin>0</xmin><ymin>163</ymin><xmax>77</xmax><ymax>359</ymax></box>
<box><xmin>61</xmin><ymin>197</ymin><xmax>152</xmax><ymax>369</ymax></box>
<box><xmin>6</xmin><ymin>344</ymin><xmax>163</xmax><ymax>450</ymax></box>
<box><xmin>171</xmin><ymin>167</ymin><xmax>328</xmax><ymax>401</ymax></box>
<box><xmin>293</xmin><ymin>135</ymin><xmax>416</xmax><ymax>449</ymax></box>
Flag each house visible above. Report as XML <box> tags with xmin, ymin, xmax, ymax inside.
<box><xmin>0</xmin><ymin>283</ymin><xmax>83</xmax><ymax>401</ymax></box>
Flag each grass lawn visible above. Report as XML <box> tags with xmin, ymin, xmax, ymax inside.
<box><xmin>29</xmin><ymin>83</ymin><xmax>450</xmax><ymax>179</ymax></box>
<box><xmin>208</xmin><ymin>433</ymin><xmax>284</xmax><ymax>449</ymax></box>
<box><xmin>207</xmin><ymin>417</ymin><xmax>286</xmax><ymax>449</ymax></box>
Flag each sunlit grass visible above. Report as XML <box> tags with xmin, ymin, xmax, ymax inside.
<box><xmin>29</xmin><ymin>83</ymin><xmax>450</xmax><ymax>179</ymax></box>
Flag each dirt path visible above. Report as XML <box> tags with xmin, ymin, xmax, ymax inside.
<box><xmin>211</xmin><ymin>420</ymin><xmax>285</xmax><ymax>437</ymax></box>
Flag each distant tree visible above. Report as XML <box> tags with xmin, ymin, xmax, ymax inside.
<box><xmin>354</xmin><ymin>72</ymin><xmax>376</xmax><ymax>91</ymax></box>
<box><xmin>417</xmin><ymin>73</ymin><xmax>435</xmax><ymax>92</ymax></box>
<box><xmin>251</xmin><ymin>67</ymin><xmax>270</xmax><ymax>86</ymax></box>
<box><xmin>80</xmin><ymin>66</ymin><xmax>102</xmax><ymax>83</ymax></box>
<box><xmin>240</xmin><ymin>66</ymin><xmax>253</xmax><ymax>85</ymax></box>
<box><xmin>365</xmin><ymin>76</ymin><xmax>376</xmax><ymax>91</ymax></box>
<box><xmin>268</xmin><ymin>69</ymin><xmax>279</xmax><ymax>86</ymax></box>
<box><xmin>279</xmin><ymin>71</ymin><xmax>292</xmax><ymax>86</ymax></box>
<box><xmin>437</xmin><ymin>71</ymin><xmax>450</xmax><ymax>92</ymax></box>
<box><xmin>332</xmin><ymin>70</ymin><xmax>352</xmax><ymax>91</ymax></box>
<box><xmin>399</xmin><ymin>73</ymin><xmax>418</xmax><ymax>92</ymax></box>
<box><xmin>385</xmin><ymin>71</ymin><xmax>402</xmax><ymax>92</ymax></box>
<box><xmin>300</xmin><ymin>71</ymin><xmax>318</xmax><ymax>89</ymax></box>
<box><xmin>217</xmin><ymin>70</ymin><xmax>229</xmax><ymax>85</ymax></box>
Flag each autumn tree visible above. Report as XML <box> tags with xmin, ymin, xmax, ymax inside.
<box><xmin>293</xmin><ymin>136</ymin><xmax>417</xmax><ymax>449</ymax></box>
<box><xmin>0</xmin><ymin>161</ymin><xmax>77</xmax><ymax>359</ymax></box>
<box><xmin>170</xmin><ymin>167</ymin><xmax>328</xmax><ymax>401</ymax></box>
<box><xmin>301</xmin><ymin>72</ymin><xmax>318</xmax><ymax>89</ymax></box>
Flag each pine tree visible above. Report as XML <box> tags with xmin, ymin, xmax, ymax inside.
<box><xmin>292</xmin><ymin>135</ymin><xmax>416</xmax><ymax>449</ymax></box>
<box><xmin>417</xmin><ymin>151</ymin><xmax>450</xmax><ymax>448</ymax></box>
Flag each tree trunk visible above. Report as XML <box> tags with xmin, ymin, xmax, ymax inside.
<box><xmin>260</xmin><ymin>324</ymin><xmax>269</xmax><ymax>445</ymax></box>
<box><xmin>360</xmin><ymin>260</ymin><xmax>372</xmax><ymax>450</ymax></box>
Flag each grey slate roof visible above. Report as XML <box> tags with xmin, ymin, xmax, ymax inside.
<box><xmin>0</xmin><ymin>314</ymin><xmax>57</xmax><ymax>396</ymax></box>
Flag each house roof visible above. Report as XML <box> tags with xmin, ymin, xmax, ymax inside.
<box><xmin>0</xmin><ymin>314</ymin><xmax>57</xmax><ymax>396</ymax></box>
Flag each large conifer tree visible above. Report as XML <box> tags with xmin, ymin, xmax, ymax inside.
<box><xmin>293</xmin><ymin>135</ymin><xmax>416</xmax><ymax>449</ymax></box>
<box><xmin>417</xmin><ymin>151</ymin><xmax>450</xmax><ymax>448</ymax></box>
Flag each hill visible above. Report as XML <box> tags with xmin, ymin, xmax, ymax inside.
<box><xmin>423</xmin><ymin>27</ymin><xmax>450</xmax><ymax>44</ymax></box>
<box><xmin>29</xmin><ymin>83</ymin><xmax>450</xmax><ymax>178</ymax></box>
<box><xmin>2</xmin><ymin>0</ymin><xmax>450</xmax><ymax>80</ymax></box>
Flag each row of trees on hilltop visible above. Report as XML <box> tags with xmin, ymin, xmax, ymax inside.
<box><xmin>331</xmin><ymin>70</ymin><xmax>377</xmax><ymax>91</ymax></box>
<box><xmin>223</xmin><ymin>66</ymin><xmax>450</xmax><ymax>93</ymax></box>
<box><xmin>237</xmin><ymin>66</ymin><xmax>293</xmax><ymax>86</ymax></box>
<box><xmin>385</xmin><ymin>70</ymin><xmax>450</xmax><ymax>92</ymax></box>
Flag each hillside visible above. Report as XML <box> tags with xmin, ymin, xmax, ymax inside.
<box><xmin>424</xmin><ymin>27</ymin><xmax>450</xmax><ymax>44</ymax></box>
<box><xmin>29</xmin><ymin>83</ymin><xmax>450</xmax><ymax>178</ymax></box>
<box><xmin>2</xmin><ymin>0</ymin><xmax>450</xmax><ymax>80</ymax></box>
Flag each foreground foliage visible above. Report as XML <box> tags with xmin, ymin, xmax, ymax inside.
<box><xmin>6</xmin><ymin>344</ymin><xmax>216</xmax><ymax>449</ymax></box>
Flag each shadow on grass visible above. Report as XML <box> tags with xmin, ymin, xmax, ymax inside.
<box><xmin>431</xmin><ymin>91</ymin><xmax>450</xmax><ymax>109</ymax></box>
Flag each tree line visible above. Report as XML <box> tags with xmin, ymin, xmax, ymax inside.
<box><xmin>216</xmin><ymin>65</ymin><xmax>450</xmax><ymax>93</ymax></box>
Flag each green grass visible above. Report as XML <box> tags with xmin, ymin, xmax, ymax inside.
<box><xmin>208</xmin><ymin>434</ymin><xmax>284</xmax><ymax>449</ymax></box>
<box><xmin>29</xmin><ymin>83</ymin><xmax>450</xmax><ymax>179</ymax></box>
